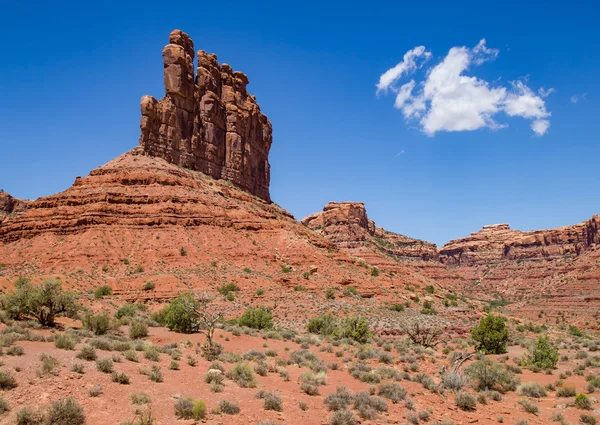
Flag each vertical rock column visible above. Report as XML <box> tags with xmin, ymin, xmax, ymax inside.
<box><xmin>139</xmin><ymin>29</ymin><xmax>272</xmax><ymax>202</ymax></box>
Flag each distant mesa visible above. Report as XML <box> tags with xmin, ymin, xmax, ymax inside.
<box><xmin>140</xmin><ymin>29</ymin><xmax>273</xmax><ymax>202</ymax></box>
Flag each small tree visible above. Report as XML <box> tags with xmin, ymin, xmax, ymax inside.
<box><xmin>238</xmin><ymin>307</ymin><xmax>273</xmax><ymax>330</ymax></box>
<box><xmin>2</xmin><ymin>279</ymin><xmax>78</xmax><ymax>326</ymax></box>
<box><xmin>471</xmin><ymin>314</ymin><xmax>509</xmax><ymax>354</ymax></box>
<box><xmin>338</xmin><ymin>316</ymin><xmax>371</xmax><ymax>344</ymax></box>
<box><xmin>165</xmin><ymin>293</ymin><xmax>201</xmax><ymax>333</ymax></box>
<box><xmin>526</xmin><ymin>335</ymin><xmax>558</xmax><ymax>370</ymax></box>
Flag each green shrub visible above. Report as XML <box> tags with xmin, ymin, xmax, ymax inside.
<box><xmin>129</xmin><ymin>320</ymin><xmax>148</xmax><ymax>339</ymax></box>
<box><xmin>174</xmin><ymin>398</ymin><xmax>197</xmax><ymax>419</ymax></box>
<box><xmin>518</xmin><ymin>382</ymin><xmax>547</xmax><ymax>398</ymax></box>
<box><xmin>143</xmin><ymin>281</ymin><xmax>155</xmax><ymax>291</ymax></box>
<box><xmin>338</xmin><ymin>317</ymin><xmax>371</xmax><ymax>344</ymax></box>
<box><xmin>130</xmin><ymin>392</ymin><xmax>151</xmax><ymax>405</ymax></box>
<box><xmin>192</xmin><ymin>400</ymin><xmax>207</xmax><ymax>420</ymax></box>
<box><xmin>580</xmin><ymin>414</ymin><xmax>597</xmax><ymax>425</ymax></box>
<box><xmin>238</xmin><ymin>307</ymin><xmax>273</xmax><ymax>330</ymax></box>
<box><xmin>15</xmin><ymin>407</ymin><xmax>43</xmax><ymax>425</ymax></box>
<box><xmin>218</xmin><ymin>283</ymin><xmax>240</xmax><ymax>296</ymax></box>
<box><xmin>526</xmin><ymin>335</ymin><xmax>558</xmax><ymax>370</ymax></box>
<box><xmin>466</xmin><ymin>358</ymin><xmax>519</xmax><ymax>393</ymax></box>
<box><xmin>370</xmin><ymin>268</ymin><xmax>379</xmax><ymax>277</ymax></box>
<box><xmin>455</xmin><ymin>391</ymin><xmax>476</xmax><ymax>410</ymax></box>
<box><xmin>54</xmin><ymin>334</ymin><xmax>75</xmax><ymax>350</ymax></box>
<box><xmin>94</xmin><ymin>285</ymin><xmax>112</xmax><ymax>299</ymax></box>
<box><xmin>164</xmin><ymin>293</ymin><xmax>200</xmax><ymax>333</ymax></box>
<box><xmin>471</xmin><ymin>314</ymin><xmax>508</xmax><ymax>354</ymax></box>
<box><xmin>325</xmin><ymin>288</ymin><xmax>335</xmax><ymax>299</ymax></box>
<box><xmin>330</xmin><ymin>409</ymin><xmax>357</xmax><ymax>425</ymax></box>
<box><xmin>226</xmin><ymin>363</ymin><xmax>256</xmax><ymax>388</ymax></box>
<box><xmin>111</xmin><ymin>371</ymin><xmax>130</xmax><ymax>384</ymax></box>
<box><xmin>2</xmin><ymin>279</ymin><xmax>78</xmax><ymax>326</ymax></box>
<box><xmin>6</xmin><ymin>345</ymin><xmax>24</xmax><ymax>356</ymax></box>
<box><xmin>307</xmin><ymin>314</ymin><xmax>338</xmax><ymax>336</ymax></box>
<box><xmin>76</xmin><ymin>345</ymin><xmax>97</xmax><ymax>361</ymax></box>
<box><xmin>556</xmin><ymin>387</ymin><xmax>576</xmax><ymax>397</ymax></box>
<box><xmin>97</xmin><ymin>358</ymin><xmax>114</xmax><ymax>373</ymax></box>
<box><xmin>389</xmin><ymin>304</ymin><xmax>404</xmax><ymax>312</ymax></box>
<box><xmin>0</xmin><ymin>396</ymin><xmax>10</xmax><ymax>415</ymax></box>
<box><xmin>45</xmin><ymin>397</ymin><xmax>85</xmax><ymax>425</ymax></box>
<box><xmin>517</xmin><ymin>399</ymin><xmax>538</xmax><ymax>414</ymax></box>
<box><xmin>82</xmin><ymin>312</ymin><xmax>111</xmax><ymax>335</ymax></box>
<box><xmin>0</xmin><ymin>370</ymin><xmax>16</xmax><ymax>390</ymax></box>
<box><xmin>38</xmin><ymin>354</ymin><xmax>59</xmax><ymax>377</ymax></box>
<box><xmin>219</xmin><ymin>399</ymin><xmax>240</xmax><ymax>414</ymax></box>
<box><xmin>420</xmin><ymin>300</ymin><xmax>437</xmax><ymax>315</ymax></box>
<box><xmin>575</xmin><ymin>393</ymin><xmax>592</xmax><ymax>410</ymax></box>
<box><xmin>324</xmin><ymin>387</ymin><xmax>354</xmax><ymax>411</ymax></box>
<box><xmin>378</xmin><ymin>383</ymin><xmax>407</xmax><ymax>403</ymax></box>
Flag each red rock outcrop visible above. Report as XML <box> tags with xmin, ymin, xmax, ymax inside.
<box><xmin>0</xmin><ymin>191</ymin><xmax>30</xmax><ymax>224</ymax></box>
<box><xmin>140</xmin><ymin>30</ymin><xmax>272</xmax><ymax>202</ymax></box>
<box><xmin>302</xmin><ymin>202</ymin><xmax>438</xmax><ymax>262</ymax></box>
<box><xmin>439</xmin><ymin>216</ymin><xmax>600</xmax><ymax>265</ymax></box>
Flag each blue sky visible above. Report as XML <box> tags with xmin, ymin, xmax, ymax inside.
<box><xmin>1</xmin><ymin>1</ymin><xmax>598</xmax><ymax>246</ymax></box>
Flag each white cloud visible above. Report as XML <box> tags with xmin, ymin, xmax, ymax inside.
<box><xmin>531</xmin><ymin>119</ymin><xmax>550</xmax><ymax>136</ymax></box>
<box><xmin>377</xmin><ymin>39</ymin><xmax>553</xmax><ymax>136</ymax></box>
<box><xmin>376</xmin><ymin>46</ymin><xmax>431</xmax><ymax>94</ymax></box>
<box><xmin>570</xmin><ymin>93</ymin><xmax>587</xmax><ymax>103</ymax></box>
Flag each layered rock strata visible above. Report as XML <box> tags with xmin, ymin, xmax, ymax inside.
<box><xmin>140</xmin><ymin>30</ymin><xmax>272</xmax><ymax>201</ymax></box>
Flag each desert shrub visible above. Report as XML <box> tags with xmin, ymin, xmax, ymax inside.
<box><xmin>111</xmin><ymin>371</ymin><xmax>130</xmax><ymax>384</ymax></box>
<box><xmin>0</xmin><ymin>370</ymin><xmax>16</xmax><ymax>390</ymax></box>
<box><xmin>517</xmin><ymin>399</ymin><xmax>539</xmax><ymax>414</ymax></box>
<box><xmin>466</xmin><ymin>358</ymin><xmax>520</xmax><ymax>393</ymax></box>
<box><xmin>421</xmin><ymin>300</ymin><xmax>437</xmax><ymax>315</ymax></box>
<box><xmin>262</xmin><ymin>392</ymin><xmax>283</xmax><ymax>411</ymax></box>
<box><xmin>329</xmin><ymin>409</ymin><xmax>357</xmax><ymax>425</ymax></box>
<box><xmin>353</xmin><ymin>391</ymin><xmax>387</xmax><ymax>419</ymax></box>
<box><xmin>164</xmin><ymin>293</ymin><xmax>200</xmax><ymax>333</ymax></box>
<box><xmin>471</xmin><ymin>314</ymin><xmax>508</xmax><ymax>354</ymax></box>
<box><xmin>218</xmin><ymin>399</ymin><xmax>240</xmax><ymax>414</ymax></box>
<box><xmin>143</xmin><ymin>281</ymin><xmax>155</xmax><ymax>291</ymax></box>
<box><xmin>580</xmin><ymin>414</ymin><xmax>597</xmax><ymax>425</ymax></box>
<box><xmin>45</xmin><ymin>397</ymin><xmax>85</xmax><ymax>425</ymax></box>
<box><xmin>389</xmin><ymin>304</ymin><xmax>405</xmax><ymax>312</ymax></box>
<box><xmin>2</xmin><ymin>279</ymin><xmax>77</xmax><ymax>326</ymax></box>
<box><xmin>218</xmin><ymin>283</ymin><xmax>240</xmax><ymax>296</ymax></box>
<box><xmin>54</xmin><ymin>334</ymin><xmax>75</xmax><ymax>350</ymax></box>
<box><xmin>114</xmin><ymin>303</ymin><xmax>141</xmax><ymax>319</ymax></box>
<box><xmin>148</xmin><ymin>365</ymin><xmax>162</xmax><ymax>382</ymax></box>
<box><xmin>325</xmin><ymin>387</ymin><xmax>354</xmax><ymax>411</ymax></box>
<box><xmin>96</xmin><ymin>358</ymin><xmax>113</xmax><ymax>373</ymax></box>
<box><xmin>15</xmin><ymin>407</ymin><xmax>44</xmax><ymax>425</ymax></box>
<box><xmin>82</xmin><ymin>312</ymin><xmax>111</xmax><ymax>335</ymax></box>
<box><xmin>94</xmin><ymin>285</ymin><xmax>112</xmax><ymax>299</ymax></box>
<box><xmin>144</xmin><ymin>346</ymin><xmax>160</xmax><ymax>362</ymax></box>
<box><xmin>129</xmin><ymin>320</ymin><xmax>148</xmax><ymax>339</ymax></box>
<box><xmin>174</xmin><ymin>398</ymin><xmax>206</xmax><ymax>420</ymax></box>
<box><xmin>556</xmin><ymin>386</ymin><xmax>576</xmax><ymax>397</ymax></box>
<box><xmin>518</xmin><ymin>382</ymin><xmax>547</xmax><ymax>398</ymax></box>
<box><xmin>455</xmin><ymin>391</ymin><xmax>476</xmax><ymax>411</ymax></box>
<box><xmin>38</xmin><ymin>354</ymin><xmax>59</xmax><ymax>377</ymax></box>
<box><xmin>227</xmin><ymin>363</ymin><xmax>256</xmax><ymax>388</ymax></box>
<box><xmin>290</xmin><ymin>349</ymin><xmax>326</xmax><ymax>372</ymax></box>
<box><xmin>377</xmin><ymin>382</ymin><xmax>407</xmax><ymax>403</ymax></box>
<box><xmin>442</xmin><ymin>371</ymin><xmax>468</xmax><ymax>390</ymax></box>
<box><xmin>6</xmin><ymin>345</ymin><xmax>24</xmax><ymax>356</ymax></box>
<box><xmin>575</xmin><ymin>393</ymin><xmax>592</xmax><ymax>410</ymax></box>
<box><xmin>307</xmin><ymin>314</ymin><xmax>338</xmax><ymax>336</ymax></box>
<box><xmin>130</xmin><ymin>392</ymin><xmax>151</xmax><ymax>405</ymax></box>
<box><xmin>526</xmin><ymin>335</ymin><xmax>558</xmax><ymax>370</ymax></box>
<box><xmin>76</xmin><ymin>345</ymin><xmax>97</xmax><ymax>361</ymax></box>
<box><xmin>238</xmin><ymin>307</ymin><xmax>273</xmax><ymax>330</ymax></box>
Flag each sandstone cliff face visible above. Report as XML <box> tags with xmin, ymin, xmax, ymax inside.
<box><xmin>439</xmin><ymin>216</ymin><xmax>600</xmax><ymax>265</ymax></box>
<box><xmin>140</xmin><ymin>30</ymin><xmax>272</xmax><ymax>202</ymax></box>
<box><xmin>302</xmin><ymin>202</ymin><xmax>438</xmax><ymax>262</ymax></box>
<box><xmin>0</xmin><ymin>191</ymin><xmax>30</xmax><ymax>224</ymax></box>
